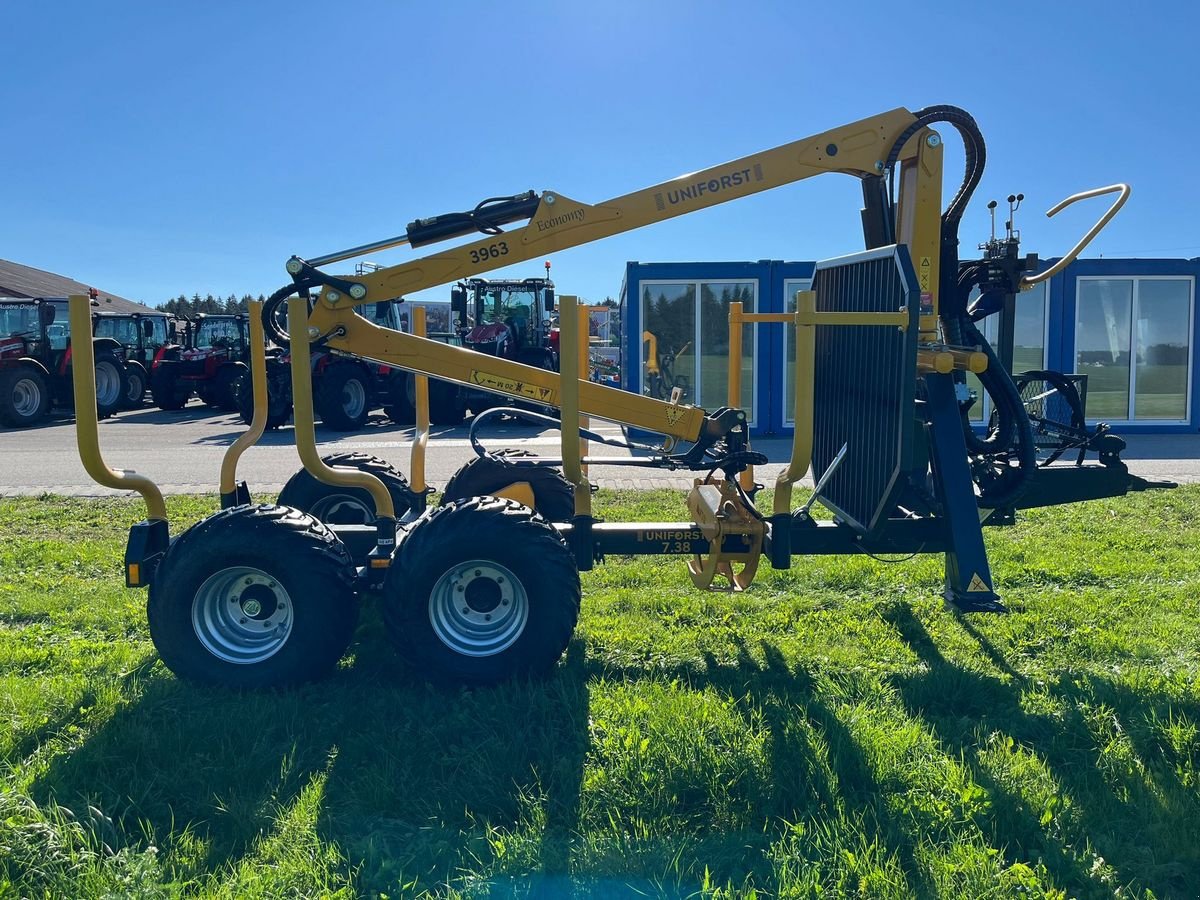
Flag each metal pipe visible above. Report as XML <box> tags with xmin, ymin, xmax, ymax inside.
<box><xmin>726</xmin><ymin>302</ymin><xmax>755</xmax><ymax>491</ymax></box>
<box><xmin>67</xmin><ymin>295</ymin><xmax>168</xmax><ymax>522</ymax></box>
<box><xmin>219</xmin><ymin>300</ymin><xmax>267</xmax><ymax>500</ymax></box>
<box><xmin>578</xmin><ymin>308</ymin><xmax>590</xmax><ymax>479</ymax></box>
<box><xmin>287</xmin><ymin>297</ymin><xmax>396</xmax><ymax>519</ymax></box>
<box><xmin>1021</xmin><ymin>183</ymin><xmax>1130</xmax><ymax>287</ymax></box>
<box><xmin>410</xmin><ymin>305</ymin><xmax>429</xmax><ymax>494</ymax></box>
<box><xmin>558</xmin><ymin>295</ymin><xmax>590</xmax><ymax>517</ymax></box>
<box><xmin>773</xmin><ymin>291</ymin><xmax>817</xmax><ymax>515</ymax></box>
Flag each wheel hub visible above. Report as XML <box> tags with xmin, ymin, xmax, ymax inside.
<box><xmin>428</xmin><ymin>560</ymin><xmax>528</xmax><ymax>657</ymax></box>
<box><xmin>192</xmin><ymin>566</ymin><xmax>293</xmax><ymax>664</ymax></box>
<box><xmin>12</xmin><ymin>377</ymin><xmax>41</xmax><ymax>416</ymax></box>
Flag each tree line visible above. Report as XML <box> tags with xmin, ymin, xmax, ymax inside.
<box><xmin>155</xmin><ymin>294</ymin><xmax>267</xmax><ymax>317</ymax></box>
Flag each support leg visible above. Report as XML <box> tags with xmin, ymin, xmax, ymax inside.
<box><xmin>924</xmin><ymin>373</ymin><xmax>1006</xmax><ymax>613</ymax></box>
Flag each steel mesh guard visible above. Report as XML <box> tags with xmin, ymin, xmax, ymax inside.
<box><xmin>808</xmin><ymin>246</ymin><xmax>919</xmax><ymax>534</ymax></box>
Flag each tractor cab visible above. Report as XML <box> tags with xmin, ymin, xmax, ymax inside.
<box><xmin>451</xmin><ymin>276</ymin><xmax>557</xmax><ymax>370</ymax></box>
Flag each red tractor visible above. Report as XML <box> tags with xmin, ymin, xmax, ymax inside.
<box><xmin>0</xmin><ymin>296</ymin><xmax>130</xmax><ymax>427</ymax></box>
<box><xmin>150</xmin><ymin>313</ymin><xmax>250</xmax><ymax>411</ymax></box>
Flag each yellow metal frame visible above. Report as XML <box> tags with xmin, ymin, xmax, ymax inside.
<box><xmin>68</xmin><ymin>295</ymin><xmax>168</xmax><ymax>522</ymax></box>
<box><xmin>219</xmin><ymin>299</ymin><xmax>267</xmax><ymax>498</ymax></box>
<box><xmin>558</xmin><ymin>295</ymin><xmax>591</xmax><ymax>518</ymax></box>
<box><xmin>409</xmin><ymin>305</ymin><xmax>429</xmax><ymax>494</ymax></box>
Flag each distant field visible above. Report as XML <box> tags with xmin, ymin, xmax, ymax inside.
<box><xmin>1</xmin><ymin>488</ymin><xmax>1198</xmax><ymax>898</ymax></box>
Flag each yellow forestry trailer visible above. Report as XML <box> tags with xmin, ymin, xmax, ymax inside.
<box><xmin>68</xmin><ymin>104</ymin><xmax>1160</xmax><ymax>687</ymax></box>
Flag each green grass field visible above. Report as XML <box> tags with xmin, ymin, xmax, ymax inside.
<box><xmin>2</xmin><ymin>489</ymin><xmax>1199</xmax><ymax>898</ymax></box>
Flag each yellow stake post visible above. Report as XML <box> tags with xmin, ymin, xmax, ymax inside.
<box><xmin>219</xmin><ymin>299</ymin><xmax>268</xmax><ymax>503</ymax></box>
<box><xmin>410</xmin><ymin>305</ymin><xmax>429</xmax><ymax>494</ymax></box>
<box><xmin>557</xmin><ymin>295</ymin><xmax>590</xmax><ymax>518</ymax></box>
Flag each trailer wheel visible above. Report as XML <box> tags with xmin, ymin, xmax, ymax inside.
<box><xmin>316</xmin><ymin>362</ymin><xmax>371</xmax><ymax>431</ymax></box>
<box><xmin>148</xmin><ymin>504</ymin><xmax>358</xmax><ymax>687</ymax></box>
<box><xmin>122</xmin><ymin>361</ymin><xmax>147</xmax><ymax>409</ymax></box>
<box><xmin>0</xmin><ymin>366</ymin><xmax>51</xmax><ymax>427</ymax></box>
<box><xmin>93</xmin><ymin>351</ymin><xmax>128</xmax><ymax>418</ymax></box>
<box><xmin>441</xmin><ymin>450</ymin><xmax>575</xmax><ymax>522</ymax></box>
<box><xmin>151</xmin><ymin>367</ymin><xmax>190</xmax><ymax>410</ymax></box>
<box><xmin>237</xmin><ymin>366</ymin><xmax>293</xmax><ymax>429</ymax></box>
<box><xmin>278</xmin><ymin>452</ymin><xmax>418</xmax><ymax>524</ymax></box>
<box><xmin>383</xmin><ymin>496</ymin><xmax>580</xmax><ymax>683</ymax></box>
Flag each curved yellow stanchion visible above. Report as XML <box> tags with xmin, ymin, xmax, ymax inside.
<box><xmin>287</xmin><ymin>297</ymin><xmax>395</xmax><ymax>522</ymax></box>
<box><xmin>558</xmin><ymin>296</ymin><xmax>591</xmax><ymax>518</ymax></box>
<box><xmin>1021</xmin><ymin>183</ymin><xmax>1130</xmax><ymax>288</ymax></box>
<box><xmin>409</xmin><ymin>305</ymin><xmax>429</xmax><ymax>495</ymax></box>
<box><xmin>68</xmin><ymin>295</ymin><xmax>167</xmax><ymax>522</ymax></box>
<box><xmin>218</xmin><ymin>300</ymin><xmax>267</xmax><ymax>506</ymax></box>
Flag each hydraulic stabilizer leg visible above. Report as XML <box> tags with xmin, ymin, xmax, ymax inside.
<box><xmin>924</xmin><ymin>373</ymin><xmax>1005</xmax><ymax>613</ymax></box>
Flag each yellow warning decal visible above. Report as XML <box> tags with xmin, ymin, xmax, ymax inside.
<box><xmin>469</xmin><ymin>371</ymin><xmax>557</xmax><ymax>404</ymax></box>
<box><xmin>918</xmin><ymin>256</ymin><xmax>932</xmax><ymax>290</ymax></box>
<box><xmin>665</xmin><ymin>404</ymin><xmax>685</xmax><ymax>426</ymax></box>
<box><xmin>967</xmin><ymin>573</ymin><xmax>990</xmax><ymax>593</ymax></box>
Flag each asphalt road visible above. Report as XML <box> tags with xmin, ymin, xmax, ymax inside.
<box><xmin>1</xmin><ymin>400</ymin><xmax>1196</xmax><ymax>498</ymax></box>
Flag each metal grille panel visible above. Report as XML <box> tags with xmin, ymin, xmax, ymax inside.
<box><xmin>809</xmin><ymin>246</ymin><xmax>918</xmax><ymax>534</ymax></box>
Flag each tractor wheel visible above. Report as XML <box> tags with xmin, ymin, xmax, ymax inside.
<box><xmin>316</xmin><ymin>362</ymin><xmax>371</xmax><ymax>431</ymax></box>
<box><xmin>440</xmin><ymin>450</ymin><xmax>575</xmax><ymax>523</ymax></box>
<box><xmin>429</xmin><ymin>378</ymin><xmax>466</xmax><ymax>426</ymax></box>
<box><xmin>383</xmin><ymin>496</ymin><xmax>579</xmax><ymax>684</ymax></box>
<box><xmin>0</xmin><ymin>366</ymin><xmax>51</xmax><ymax>427</ymax></box>
<box><xmin>151</xmin><ymin>367</ymin><xmax>191</xmax><ymax>410</ymax></box>
<box><xmin>278</xmin><ymin>452</ymin><xmax>418</xmax><ymax>525</ymax></box>
<box><xmin>93</xmin><ymin>351</ymin><xmax>128</xmax><ymax>419</ymax></box>
<box><xmin>147</xmin><ymin>504</ymin><xmax>358</xmax><ymax>687</ymax></box>
<box><xmin>237</xmin><ymin>366</ymin><xmax>293</xmax><ymax>429</ymax></box>
<box><xmin>122</xmin><ymin>361</ymin><xmax>148</xmax><ymax>409</ymax></box>
<box><xmin>214</xmin><ymin>365</ymin><xmax>245</xmax><ymax>411</ymax></box>
<box><xmin>384</xmin><ymin>372</ymin><xmax>416</xmax><ymax>426</ymax></box>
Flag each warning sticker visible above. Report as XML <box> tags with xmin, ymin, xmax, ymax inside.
<box><xmin>918</xmin><ymin>256</ymin><xmax>932</xmax><ymax>290</ymax></box>
<box><xmin>469</xmin><ymin>371</ymin><xmax>557</xmax><ymax>404</ymax></box>
<box><xmin>967</xmin><ymin>573</ymin><xmax>990</xmax><ymax>593</ymax></box>
<box><xmin>665</xmin><ymin>405</ymin><xmax>685</xmax><ymax>427</ymax></box>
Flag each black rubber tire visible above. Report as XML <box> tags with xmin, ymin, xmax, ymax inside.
<box><xmin>440</xmin><ymin>450</ymin><xmax>575</xmax><ymax>523</ymax></box>
<box><xmin>121</xmin><ymin>361</ymin><xmax>147</xmax><ymax>409</ymax></box>
<box><xmin>383</xmin><ymin>496</ymin><xmax>580</xmax><ymax>684</ymax></box>
<box><xmin>0</xmin><ymin>366</ymin><xmax>52</xmax><ymax>427</ymax></box>
<box><xmin>316</xmin><ymin>362</ymin><xmax>371</xmax><ymax>431</ymax></box>
<box><xmin>278</xmin><ymin>452</ymin><xmax>417</xmax><ymax>525</ymax></box>
<box><xmin>93</xmin><ymin>351</ymin><xmax>129</xmax><ymax>419</ymax></box>
<box><xmin>151</xmin><ymin>366</ymin><xmax>190</xmax><ymax>410</ymax></box>
<box><xmin>384</xmin><ymin>372</ymin><xmax>416</xmax><ymax>426</ymax></box>
<box><xmin>147</xmin><ymin>504</ymin><xmax>358</xmax><ymax>687</ymax></box>
<box><xmin>429</xmin><ymin>378</ymin><xmax>466</xmax><ymax>426</ymax></box>
<box><xmin>237</xmin><ymin>364</ymin><xmax>293</xmax><ymax>429</ymax></box>
<box><xmin>1012</xmin><ymin>369</ymin><xmax>1088</xmax><ymax>465</ymax></box>
<box><xmin>213</xmin><ymin>364</ymin><xmax>246</xmax><ymax>411</ymax></box>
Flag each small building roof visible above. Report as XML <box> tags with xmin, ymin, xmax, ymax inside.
<box><xmin>0</xmin><ymin>258</ymin><xmax>152</xmax><ymax>315</ymax></box>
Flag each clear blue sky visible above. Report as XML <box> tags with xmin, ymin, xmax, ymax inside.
<box><xmin>2</xmin><ymin>1</ymin><xmax>1196</xmax><ymax>307</ymax></box>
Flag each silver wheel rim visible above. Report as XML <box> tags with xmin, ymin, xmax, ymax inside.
<box><xmin>126</xmin><ymin>371</ymin><xmax>145</xmax><ymax>403</ymax></box>
<box><xmin>341</xmin><ymin>379</ymin><xmax>366</xmax><ymax>419</ymax></box>
<box><xmin>429</xmin><ymin>559</ymin><xmax>528</xmax><ymax>657</ymax></box>
<box><xmin>12</xmin><ymin>377</ymin><xmax>42</xmax><ymax>417</ymax></box>
<box><xmin>310</xmin><ymin>493</ymin><xmax>374</xmax><ymax>525</ymax></box>
<box><xmin>95</xmin><ymin>361</ymin><xmax>121</xmax><ymax>406</ymax></box>
<box><xmin>192</xmin><ymin>565</ymin><xmax>293</xmax><ymax>664</ymax></box>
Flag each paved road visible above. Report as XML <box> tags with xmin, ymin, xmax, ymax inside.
<box><xmin>1</xmin><ymin>400</ymin><xmax>1196</xmax><ymax>498</ymax></box>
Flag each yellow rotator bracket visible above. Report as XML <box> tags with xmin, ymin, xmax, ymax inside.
<box><xmin>68</xmin><ymin>295</ymin><xmax>170</xmax><ymax>588</ymax></box>
<box><xmin>287</xmin><ymin>297</ymin><xmax>397</xmax><ymax>578</ymax></box>
<box><xmin>686</xmin><ymin>479</ymin><xmax>764</xmax><ymax>592</ymax></box>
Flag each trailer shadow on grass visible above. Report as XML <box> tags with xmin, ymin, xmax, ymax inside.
<box><xmin>30</xmin><ymin>605</ymin><xmax>592</xmax><ymax>894</ymax></box>
<box><xmin>883</xmin><ymin>600</ymin><xmax>1200</xmax><ymax>900</ymax></box>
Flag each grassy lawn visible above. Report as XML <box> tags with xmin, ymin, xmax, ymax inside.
<box><xmin>1</xmin><ymin>488</ymin><xmax>1198</xmax><ymax>898</ymax></box>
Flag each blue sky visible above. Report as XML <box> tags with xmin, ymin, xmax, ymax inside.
<box><xmin>2</xmin><ymin>1</ymin><xmax>1196</xmax><ymax>307</ymax></box>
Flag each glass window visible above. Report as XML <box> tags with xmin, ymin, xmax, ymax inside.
<box><xmin>149</xmin><ymin>317</ymin><xmax>168</xmax><ymax>349</ymax></box>
<box><xmin>641</xmin><ymin>283</ymin><xmax>696</xmax><ymax>404</ymax></box>
<box><xmin>194</xmin><ymin>318</ymin><xmax>243</xmax><ymax>349</ymax></box>
<box><xmin>1013</xmin><ymin>281</ymin><xmax>1047</xmax><ymax>374</ymax></box>
<box><xmin>1075</xmin><ymin>279</ymin><xmax>1133</xmax><ymax>420</ymax></box>
<box><xmin>783</xmin><ymin>278</ymin><xmax>812</xmax><ymax>423</ymax></box>
<box><xmin>699</xmin><ymin>281</ymin><xmax>755</xmax><ymax>413</ymax></box>
<box><xmin>1135</xmin><ymin>279</ymin><xmax>1191</xmax><ymax>420</ymax></box>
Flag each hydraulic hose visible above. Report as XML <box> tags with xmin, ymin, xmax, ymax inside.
<box><xmin>261</xmin><ymin>280</ymin><xmax>319</xmax><ymax>348</ymax></box>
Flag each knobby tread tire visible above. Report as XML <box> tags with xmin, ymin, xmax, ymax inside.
<box><xmin>440</xmin><ymin>450</ymin><xmax>575</xmax><ymax>523</ymax></box>
<box><xmin>278</xmin><ymin>452</ymin><xmax>416</xmax><ymax>523</ymax></box>
<box><xmin>237</xmin><ymin>363</ymin><xmax>293</xmax><ymax>429</ymax></box>
<box><xmin>315</xmin><ymin>361</ymin><xmax>371</xmax><ymax>431</ymax></box>
<box><xmin>0</xmin><ymin>366</ymin><xmax>51</xmax><ymax>427</ymax></box>
<box><xmin>383</xmin><ymin>496</ymin><xmax>580</xmax><ymax>684</ymax></box>
<box><xmin>151</xmin><ymin>365</ymin><xmax>190</xmax><ymax>410</ymax></box>
<box><xmin>147</xmin><ymin>503</ymin><xmax>358</xmax><ymax>687</ymax></box>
